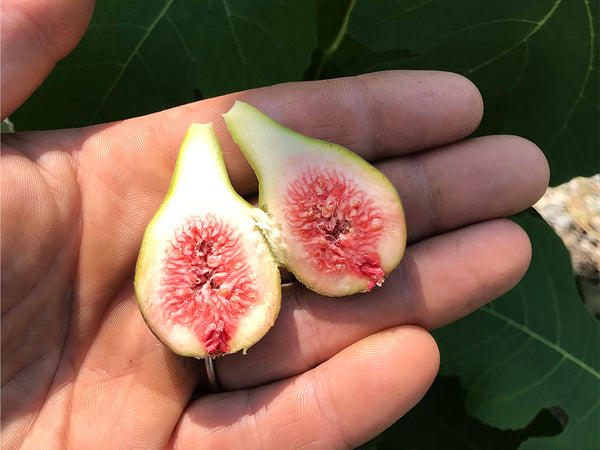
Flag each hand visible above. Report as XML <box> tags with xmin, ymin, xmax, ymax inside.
<box><xmin>1</xmin><ymin>1</ymin><xmax>549</xmax><ymax>448</ymax></box>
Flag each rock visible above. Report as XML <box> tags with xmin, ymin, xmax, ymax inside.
<box><xmin>534</xmin><ymin>175</ymin><xmax>600</xmax><ymax>316</ymax></box>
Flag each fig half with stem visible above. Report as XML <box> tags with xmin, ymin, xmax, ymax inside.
<box><xmin>135</xmin><ymin>102</ymin><xmax>406</xmax><ymax>358</ymax></box>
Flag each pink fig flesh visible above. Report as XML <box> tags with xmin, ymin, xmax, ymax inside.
<box><xmin>159</xmin><ymin>214</ymin><xmax>259</xmax><ymax>356</ymax></box>
<box><xmin>284</xmin><ymin>166</ymin><xmax>386</xmax><ymax>290</ymax></box>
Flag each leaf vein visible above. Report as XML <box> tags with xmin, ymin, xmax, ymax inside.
<box><xmin>481</xmin><ymin>306</ymin><xmax>599</xmax><ymax>379</ymax></box>
<box><xmin>315</xmin><ymin>0</ymin><xmax>357</xmax><ymax>79</ymax></box>
<box><xmin>465</xmin><ymin>0</ymin><xmax>564</xmax><ymax>75</ymax></box>
<box><xmin>222</xmin><ymin>0</ymin><xmax>248</xmax><ymax>72</ymax></box>
<box><xmin>87</xmin><ymin>24</ymin><xmax>149</xmax><ymax>31</ymax></box>
<box><xmin>469</xmin><ymin>286</ymin><xmax>535</xmax><ymax>390</ymax></box>
<box><xmin>135</xmin><ymin>53</ymin><xmax>166</xmax><ymax>110</ymax></box>
<box><xmin>89</xmin><ymin>0</ymin><xmax>176</xmax><ymax>124</ymax></box>
<box><xmin>546</xmin><ymin>0</ymin><xmax>598</xmax><ymax>149</ymax></box>
<box><xmin>440</xmin><ymin>18</ymin><xmax>540</xmax><ymax>40</ymax></box>
<box><xmin>164</xmin><ymin>13</ymin><xmax>197</xmax><ymax>63</ymax></box>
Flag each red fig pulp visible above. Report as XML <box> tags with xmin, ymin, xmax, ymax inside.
<box><xmin>284</xmin><ymin>166</ymin><xmax>386</xmax><ymax>290</ymax></box>
<box><xmin>160</xmin><ymin>215</ymin><xmax>259</xmax><ymax>355</ymax></box>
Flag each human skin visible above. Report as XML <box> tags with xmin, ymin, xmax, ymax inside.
<box><xmin>1</xmin><ymin>1</ymin><xmax>550</xmax><ymax>448</ymax></box>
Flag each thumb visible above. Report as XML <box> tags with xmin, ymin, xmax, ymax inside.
<box><xmin>1</xmin><ymin>0</ymin><xmax>95</xmax><ymax>119</ymax></box>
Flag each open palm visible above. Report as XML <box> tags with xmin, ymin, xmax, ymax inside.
<box><xmin>1</xmin><ymin>1</ymin><xmax>549</xmax><ymax>448</ymax></box>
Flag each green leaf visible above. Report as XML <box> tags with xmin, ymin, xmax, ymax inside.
<box><xmin>433</xmin><ymin>210</ymin><xmax>600</xmax><ymax>449</ymax></box>
<box><xmin>339</xmin><ymin>0</ymin><xmax>599</xmax><ymax>185</ymax></box>
<box><xmin>12</xmin><ymin>0</ymin><xmax>316</xmax><ymax>130</ymax></box>
<box><xmin>359</xmin><ymin>377</ymin><xmax>564</xmax><ymax>450</ymax></box>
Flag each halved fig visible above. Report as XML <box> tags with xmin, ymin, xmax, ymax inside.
<box><xmin>134</xmin><ymin>123</ymin><xmax>281</xmax><ymax>358</ymax></box>
<box><xmin>223</xmin><ymin>101</ymin><xmax>406</xmax><ymax>296</ymax></box>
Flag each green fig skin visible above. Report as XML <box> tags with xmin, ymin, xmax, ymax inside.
<box><xmin>223</xmin><ymin>101</ymin><xmax>406</xmax><ymax>297</ymax></box>
<box><xmin>134</xmin><ymin>123</ymin><xmax>281</xmax><ymax>358</ymax></box>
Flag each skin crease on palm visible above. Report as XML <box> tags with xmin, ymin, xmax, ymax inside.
<box><xmin>1</xmin><ymin>0</ymin><xmax>550</xmax><ymax>448</ymax></box>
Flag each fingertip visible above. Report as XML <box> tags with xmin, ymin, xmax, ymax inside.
<box><xmin>434</xmin><ymin>71</ymin><xmax>484</xmax><ymax>137</ymax></box>
<box><xmin>501</xmin><ymin>217</ymin><xmax>533</xmax><ymax>280</ymax></box>
<box><xmin>356</xmin><ymin>325</ymin><xmax>440</xmax><ymax>395</ymax></box>
<box><xmin>415</xmin><ymin>325</ymin><xmax>441</xmax><ymax>380</ymax></box>
<box><xmin>400</xmin><ymin>218</ymin><xmax>536</xmax><ymax>330</ymax></box>
<box><xmin>319</xmin><ymin>325</ymin><xmax>440</xmax><ymax>447</ymax></box>
<box><xmin>1</xmin><ymin>0</ymin><xmax>95</xmax><ymax>118</ymax></box>
<box><xmin>384</xmin><ymin>326</ymin><xmax>440</xmax><ymax>405</ymax></box>
<box><xmin>356</xmin><ymin>70</ymin><xmax>485</xmax><ymax>153</ymax></box>
<box><xmin>383</xmin><ymin>325</ymin><xmax>440</xmax><ymax>384</ymax></box>
<box><xmin>514</xmin><ymin>135</ymin><xmax>550</xmax><ymax>200</ymax></box>
<box><xmin>419</xmin><ymin>70</ymin><xmax>484</xmax><ymax>139</ymax></box>
<box><xmin>492</xmin><ymin>134</ymin><xmax>550</xmax><ymax>212</ymax></box>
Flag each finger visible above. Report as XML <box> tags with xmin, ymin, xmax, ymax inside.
<box><xmin>1</xmin><ymin>0</ymin><xmax>95</xmax><ymax>118</ymax></box>
<box><xmin>217</xmin><ymin>218</ymin><xmax>531</xmax><ymax>390</ymax></box>
<box><xmin>379</xmin><ymin>134</ymin><xmax>549</xmax><ymax>243</ymax></box>
<box><xmin>171</xmin><ymin>326</ymin><xmax>439</xmax><ymax>450</ymax></box>
<box><xmin>88</xmin><ymin>70</ymin><xmax>484</xmax><ymax>197</ymax></box>
<box><xmin>229</xmin><ymin>70</ymin><xmax>484</xmax><ymax>160</ymax></box>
